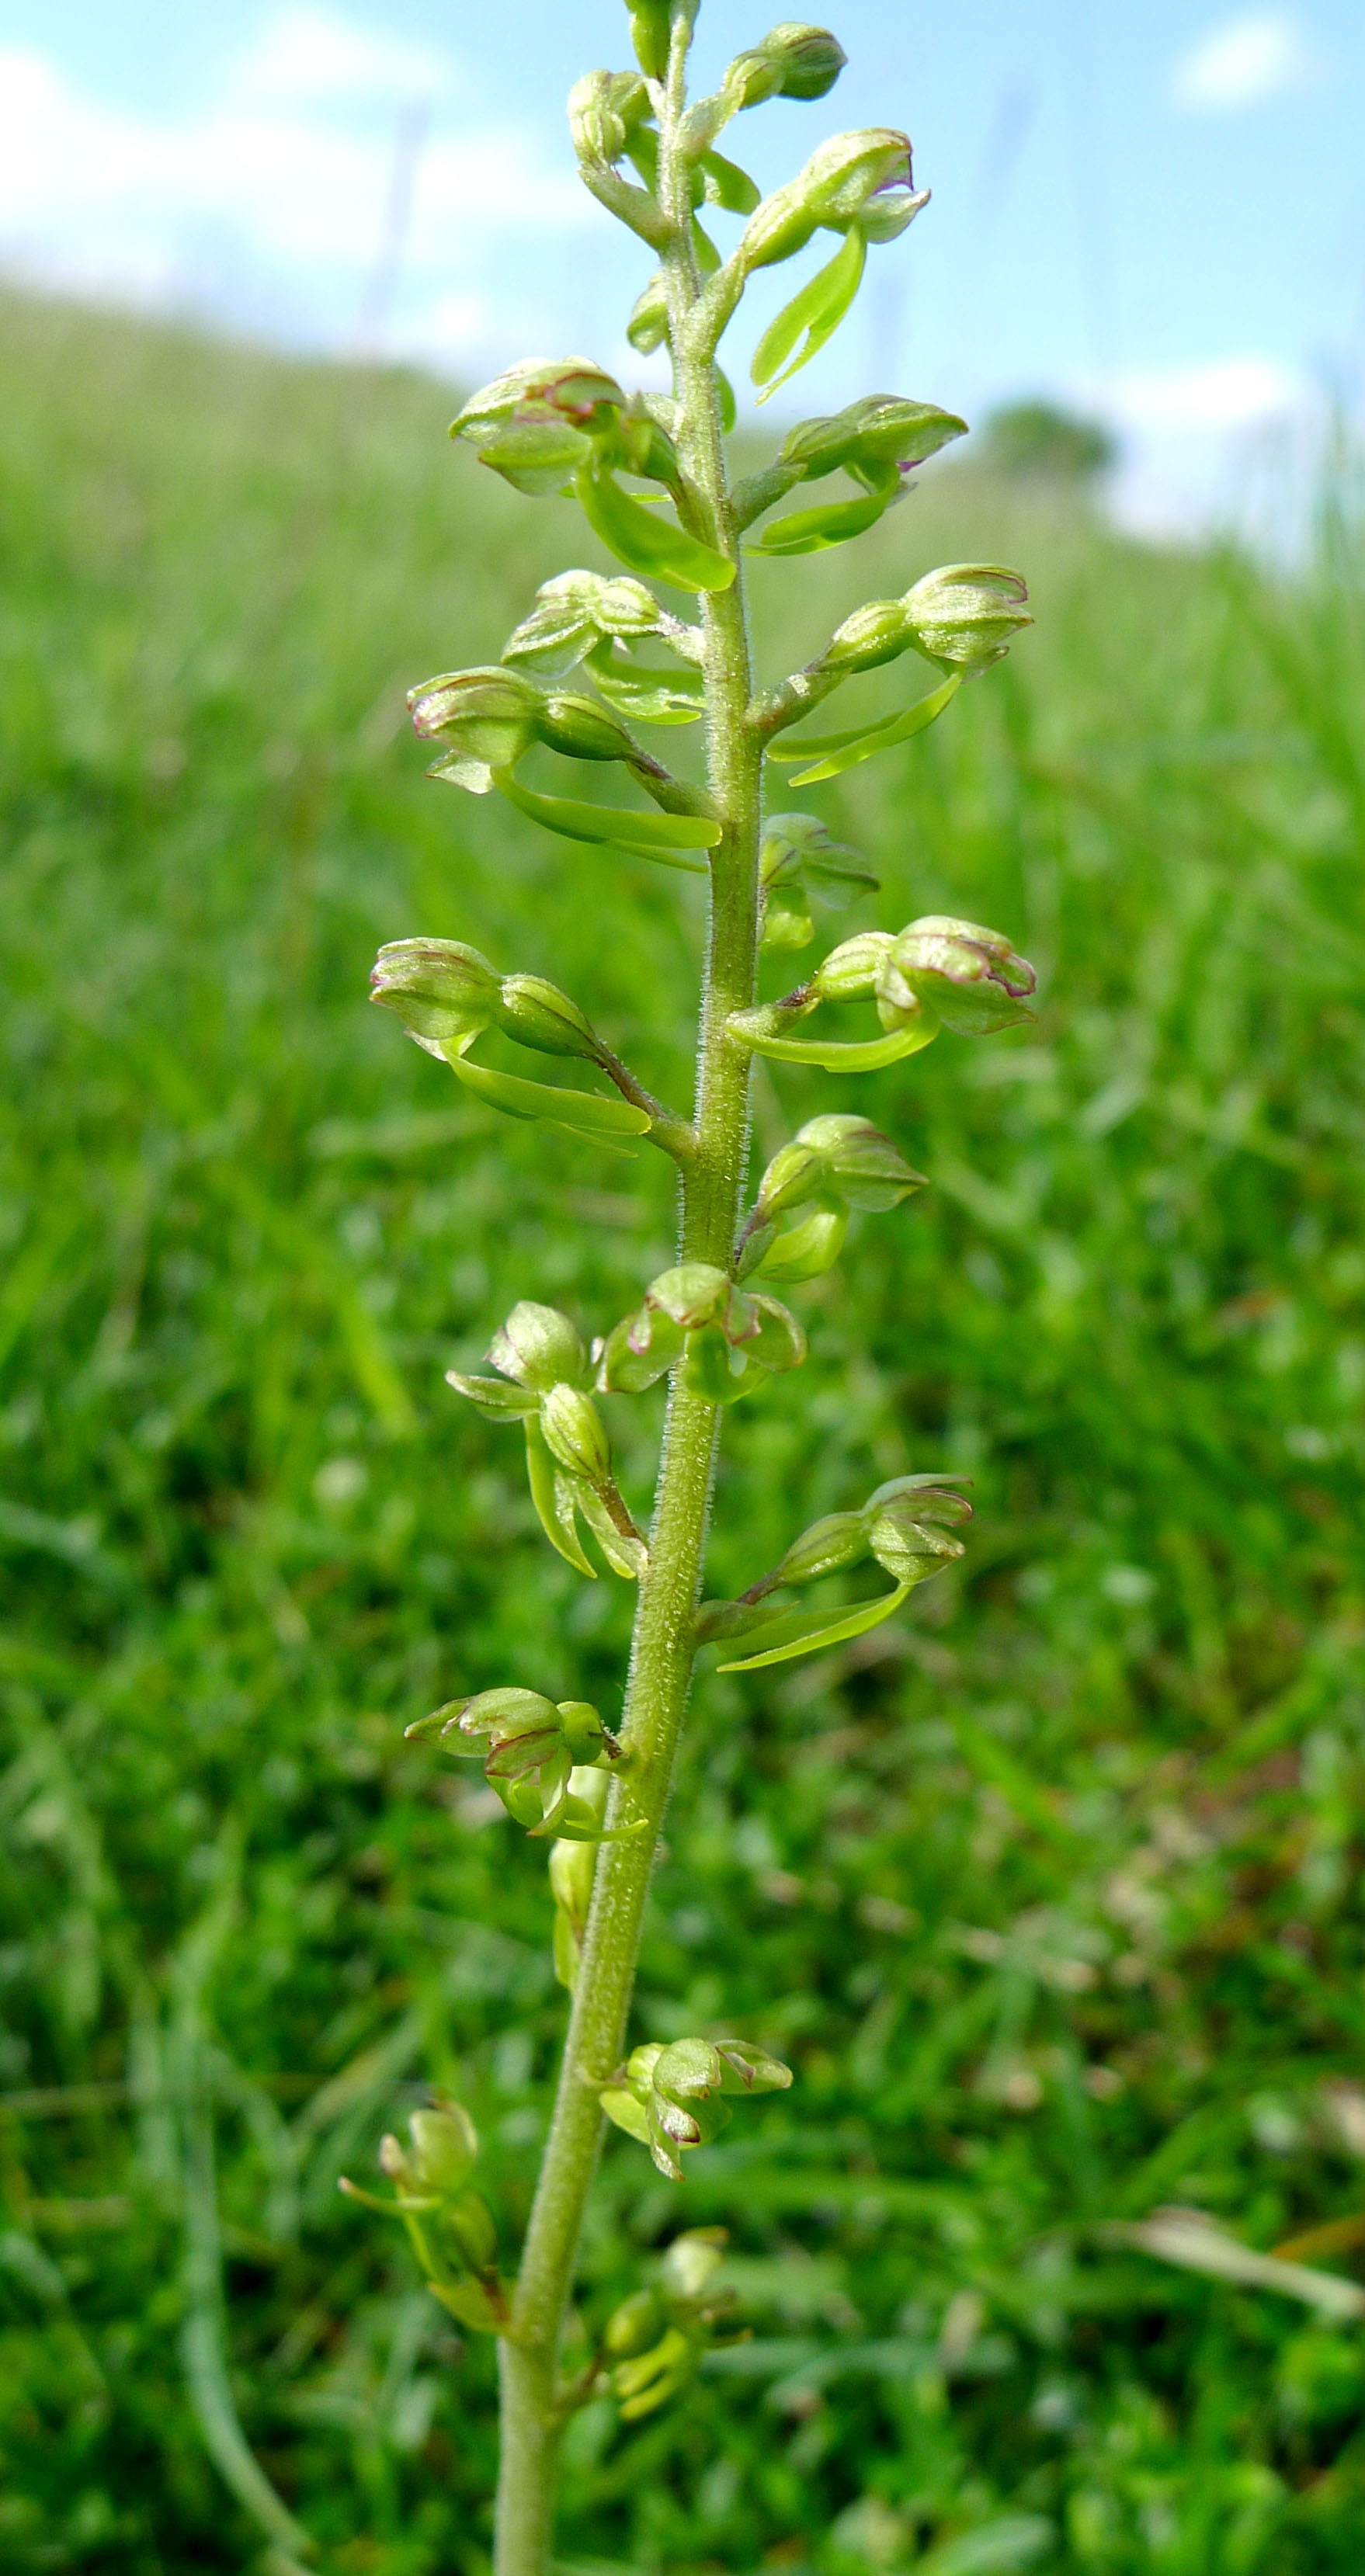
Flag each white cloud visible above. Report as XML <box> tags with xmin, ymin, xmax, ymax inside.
<box><xmin>1172</xmin><ymin>12</ymin><xmax>1319</xmax><ymax>112</ymax></box>
<box><xmin>232</xmin><ymin>5</ymin><xmax>459</xmax><ymax>109</ymax></box>
<box><xmin>1105</xmin><ymin>355</ymin><xmax>1307</xmax><ymax>432</ymax></box>
<box><xmin>0</xmin><ymin>12</ymin><xmax>589</xmax><ymax>357</ymax></box>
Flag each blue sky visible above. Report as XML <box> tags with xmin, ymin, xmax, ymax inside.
<box><xmin>2</xmin><ymin>2</ymin><xmax>1361</xmax><ymax>529</ymax></box>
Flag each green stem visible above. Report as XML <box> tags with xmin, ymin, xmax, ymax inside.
<box><xmin>493</xmin><ymin>19</ymin><xmax>761</xmax><ymax>2571</ymax></box>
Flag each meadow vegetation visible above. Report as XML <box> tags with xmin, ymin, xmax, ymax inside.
<box><xmin>3</xmin><ymin>283</ymin><xmax>1365</xmax><ymax>2571</ymax></box>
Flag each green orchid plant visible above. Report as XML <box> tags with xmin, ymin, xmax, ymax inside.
<box><xmin>346</xmin><ymin>9</ymin><xmax>1036</xmax><ymax>2566</ymax></box>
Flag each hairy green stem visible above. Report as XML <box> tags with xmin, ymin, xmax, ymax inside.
<box><xmin>493</xmin><ymin>19</ymin><xmax>760</xmax><ymax>2570</ymax></box>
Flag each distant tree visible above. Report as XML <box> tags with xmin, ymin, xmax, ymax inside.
<box><xmin>983</xmin><ymin>398</ymin><xmax>1117</xmax><ymax>483</ymax></box>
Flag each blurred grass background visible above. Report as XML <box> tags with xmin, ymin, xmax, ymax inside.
<box><xmin>3</xmin><ymin>283</ymin><xmax>1365</xmax><ymax>2574</ymax></box>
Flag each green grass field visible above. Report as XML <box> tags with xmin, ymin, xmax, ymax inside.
<box><xmin>3</xmin><ymin>284</ymin><xmax>1365</xmax><ymax>2574</ymax></box>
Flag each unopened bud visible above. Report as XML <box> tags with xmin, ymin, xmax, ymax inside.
<box><xmin>488</xmin><ymin>1301</ymin><xmax>589</xmax><ymax>1392</ymax></box>
<box><xmin>540</xmin><ymin>1383</ymin><xmax>613</xmax><ymax>1485</ymax></box>
<box><xmin>725</xmin><ymin>24</ymin><xmax>846</xmax><ymax>113</ymax></box>
<box><xmin>900</xmin><ymin>563</ymin><xmax>1032</xmax><ymax>669</ymax></box>
<box><xmin>569</xmin><ymin>69</ymin><xmax>651</xmax><ymax>168</ymax></box>
<box><xmin>495</xmin><ymin>974</ymin><xmax>602</xmax><ymax>1061</ymax></box>
<box><xmin>863</xmin><ymin>1474</ymin><xmax>973</xmax><ymax>1583</ymax></box>
<box><xmin>660</xmin><ymin>2226</ymin><xmax>729</xmax><ymax>2298</ymax></box>
<box><xmin>408</xmin><ymin>667</ymin><xmax>542</xmax><ymax>772</ymax></box>
<box><xmin>782</xmin><ymin>394</ymin><xmax>967</xmax><ymax>482</ymax></box>
<box><xmin>890</xmin><ymin>915</ymin><xmax>1037</xmax><ymax>1035</ymax></box>
<box><xmin>408</xmin><ymin>2102</ymin><xmax>479</xmax><ymax>2197</ymax></box>
<box><xmin>504</xmin><ymin>570</ymin><xmax>662</xmax><ymax>674</ymax></box>
<box><xmin>803</xmin><ymin>127</ymin><xmax>915</xmax><ymax>228</ymax></box>
<box><xmin>369</xmin><ymin>939</ymin><xmax>499</xmax><ymax>1054</ymax></box>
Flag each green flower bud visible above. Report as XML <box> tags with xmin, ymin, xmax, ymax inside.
<box><xmin>863</xmin><ymin>1474</ymin><xmax>973</xmax><ymax>1583</ymax></box>
<box><xmin>605</xmin><ymin>2287</ymin><xmax>666</xmax><ymax>2357</ymax></box>
<box><xmin>568</xmin><ymin>68</ymin><xmax>651</xmax><ymax>168</ymax></box>
<box><xmin>442</xmin><ymin>2185</ymin><xmax>498</xmax><ymax>2272</ymax></box>
<box><xmin>407</xmin><ymin>2101</ymin><xmax>479</xmax><ymax>2198</ymax></box>
<box><xmin>803</xmin><ymin>127</ymin><xmax>916</xmax><ymax>229</ymax></box>
<box><xmin>659</xmin><ymin>2226</ymin><xmax>729</xmax><ymax>2299</ymax></box>
<box><xmin>899</xmin><ymin>563</ymin><xmax>1032</xmax><ymax>669</ymax></box>
<box><xmin>626</xmin><ymin>0</ymin><xmax>672</xmax><ymax>80</ymax></box>
<box><xmin>811</xmin><ymin>929</ymin><xmax>895</xmax><ymax>1001</ymax></box>
<box><xmin>369</xmin><ymin>938</ymin><xmax>500</xmax><ymax>1056</ymax></box>
<box><xmin>763</xmin><ymin>23</ymin><xmax>848</xmax><ymax>101</ymax></box>
<box><xmin>488</xmin><ymin>1301</ymin><xmax>589</xmax><ymax>1392</ymax></box>
<box><xmin>781</xmin><ymin>394</ymin><xmax>967</xmax><ymax>483</ymax></box>
<box><xmin>494</xmin><ymin>974</ymin><xmax>602</xmax><ymax>1061</ymax></box>
<box><xmin>540</xmin><ymin>1383</ymin><xmax>613</xmax><ymax>1485</ymax></box>
<box><xmin>503</xmin><ymin>570</ymin><xmax>662</xmax><ymax>675</ymax></box>
<box><xmin>408</xmin><ymin>667</ymin><xmax>543</xmax><ymax>774</ymax></box>
<box><xmin>889</xmin><ymin>915</ymin><xmax>1037</xmax><ymax>1036</ymax></box>
<box><xmin>724</xmin><ymin>24</ymin><xmax>846</xmax><ymax>114</ymax></box>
